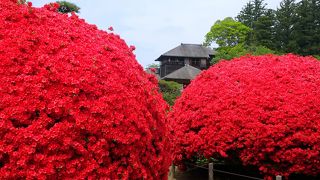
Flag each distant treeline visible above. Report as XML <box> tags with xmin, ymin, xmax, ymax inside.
<box><xmin>238</xmin><ymin>0</ymin><xmax>319</xmax><ymax>55</ymax></box>
<box><xmin>205</xmin><ymin>0</ymin><xmax>320</xmax><ymax>63</ymax></box>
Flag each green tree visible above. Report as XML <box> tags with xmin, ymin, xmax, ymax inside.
<box><xmin>252</xmin><ymin>0</ymin><xmax>267</xmax><ymax>21</ymax></box>
<box><xmin>146</xmin><ymin>63</ymin><xmax>159</xmax><ymax>68</ymax></box>
<box><xmin>237</xmin><ymin>0</ymin><xmax>267</xmax><ymax>27</ymax></box>
<box><xmin>291</xmin><ymin>0</ymin><xmax>320</xmax><ymax>55</ymax></box>
<box><xmin>57</xmin><ymin>1</ymin><xmax>80</xmax><ymax>13</ymax></box>
<box><xmin>236</xmin><ymin>1</ymin><xmax>255</xmax><ymax>28</ymax></box>
<box><xmin>253</xmin><ymin>9</ymin><xmax>277</xmax><ymax>49</ymax></box>
<box><xmin>274</xmin><ymin>0</ymin><xmax>297</xmax><ymax>53</ymax></box>
<box><xmin>236</xmin><ymin>0</ymin><xmax>267</xmax><ymax>45</ymax></box>
<box><xmin>204</xmin><ymin>17</ymin><xmax>251</xmax><ymax>47</ymax></box>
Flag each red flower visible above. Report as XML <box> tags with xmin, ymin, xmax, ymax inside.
<box><xmin>150</xmin><ymin>68</ymin><xmax>156</xmax><ymax>73</ymax></box>
<box><xmin>0</xmin><ymin>1</ymin><xmax>171</xmax><ymax>179</ymax></box>
<box><xmin>169</xmin><ymin>54</ymin><xmax>320</xmax><ymax>178</ymax></box>
<box><xmin>43</xmin><ymin>2</ymin><xmax>60</xmax><ymax>12</ymax></box>
<box><xmin>130</xmin><ymin>45</ymin><xmax>136</xmax><ymax>51</ymax></box>
<box><xmin>108</xmin><ymin>26</ymin><xmax>114</xmax><ymax>31</ymax></box>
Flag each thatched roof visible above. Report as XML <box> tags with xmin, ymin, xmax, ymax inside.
<box><xmin>156</xmin><ymin>44</ymin><xmax>215</xmax><ymax>60</ymax></box>
<box><xmin>162</xmin><ymin>65</ymin><xmax>201</xmax><ymax>84</ymax></box>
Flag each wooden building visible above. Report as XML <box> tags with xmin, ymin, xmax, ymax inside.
<box><xmin>155</xmin><ymin>43</ymin><xmax>216</xmax><ymax>78</ymax></box>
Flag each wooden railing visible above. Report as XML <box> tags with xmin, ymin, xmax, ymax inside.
<box><xmin>170</xmin><ymin>163</ymin><xmax>283</xmax><ymax>180</ymax></box>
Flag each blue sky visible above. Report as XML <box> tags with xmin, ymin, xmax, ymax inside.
<box><xmin>30</xmin><ymin>0</ymin><xmax>283</xmax><ymax>68</ymax></box>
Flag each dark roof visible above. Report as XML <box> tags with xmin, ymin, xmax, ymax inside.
<box><xmin>162</xmin><ymin>65</ymin><xmax>201</xmax><ymax>81</ymax></box>
<box><xmin>157</xmin><ymin>43</ymin><xmax>215</xmax><ymax>60</ymax></box>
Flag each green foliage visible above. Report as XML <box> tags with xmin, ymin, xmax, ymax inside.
<box><xmin>212</xmin><ymin>44</ymin><xmax>248</xmax><ymax>63</ymax></box>
<box><xmin>290</xmin><ymin>0</ymin><xmax>320</xmax><ymax>55</ymax></box>
<box><xmin>253</xmin><ymin>9</ymin><xmax>276</xmax><ymax>49</ymax></box>
<box><xmin>190</xmin><ymin>155</ymin><xmax>222</xmax><ymax>166</ymax></box>
<box><xmin>212</xmin><ymin>44</ymin><xmax>275</xmax><ymax>64</ymax></box>
<box><xmin>158</xmin><ymin>80</ymin><xmax>182</xmax><ymax>106</ymax></box>
<box><xmin>206</xmin><ymin>2</ymin><xmax>278</xmax><ymax>64</ymax></box>
<box><xmin>204</xmin><ymin>17</ymin><xmax>251</xmax><ymax>47</ymax></box>
<box><xmin>207</xmin><ymin>0</ymin><xmax>320</xmax><ymax>62</ymax></box>
<box><xmin>57</xmin><ymin>1</ymin><xmax>80</xmax><ymax>13</ymax></box>
<box><xmin>233</xmin><ymin>0</ymin><xmax>320</xmax><ymax>56</ymax></box>
<box><xmin>247</xmin><ymin>45</ymin><xmax>276</xmax><ymax>55</ymax></box>
<box><xmin>314</xmin><ymin>55</ymin><xmax>320</xmax><ymax>60</ymax></box>
<box><xmin>236</xmin><ymin>1</ymin><xmax>255</xmax><ymax>28</ymax></box>
<box><xmin>146</xmin><ymin>63</ymin><xmax>159</xmax><ymax>68</ymax></box>
<box><xmin>241</xmin><ymin>1</ymin><xmax>277</xmax><ymax>48</ymax></box>
<box><xmin>237</xmin><ymin>0</ymin><xmax>267</xmax><ymax>28</ymax></box>
<box><xmin>274</xmin><ymin>0</ymin><xmax>297</xmax><ymax>53</ymax></box>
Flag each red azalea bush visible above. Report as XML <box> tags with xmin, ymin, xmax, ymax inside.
<box><xmin>169</xmin><ymin>54</ymin><xmax>320</xmax><ymax>178</ymax></box>
<box><xmin>0</xmin><ymin>1</ymin><xmax>171</xmax><ymax>179</ymax></box>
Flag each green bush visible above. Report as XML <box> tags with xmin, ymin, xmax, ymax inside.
<box><xmin>158</xmin><ymin>80</ymin><xmax>182</xmax><ymax>106</ymax></box>
<box><xmin>313</xmin><ymin>55</ymin><xmax>320</xmax><ymax>60</ymax></box>
<box><xmin>248</xmin><ymin>45</ymin><xmax>276</xmax><ymax>56</ymax></box>
<box><xmin>212</xmin><ymin>44</ymin><xmax>276</xmax><ymax>64</ymax></box>
<box><xmin>57</xmin><ymin>1</ymin><xmax>80</xmax><ymax>13</ymax></box>
<box><xmin>212</xmin><ymin>44</ymin><xmax>248</xmax><ymax>64</ymax></box>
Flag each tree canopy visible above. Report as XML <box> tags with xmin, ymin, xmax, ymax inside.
<box><xmin>146</xmin><ymin>63</ymin><xmax>159</xmax><ymax>68</ymax></box>
<box><xmin>204</xmin><ymin>17</ymin><xmax>251</xmax><ymax>47</ymax></box>
<box><xmin>204</xmin><ymin>16</ymin><xmax>275</xmax><ymax>64</ymax></box>
<box><xmin>291</xmin><ymin>0</ymin><xmax>320</xmax><ymax>55</ymax></box>
<box><xmin>237</xmin><ymin>0</ymin><xmax>267</xmax><ymax>29</ymax></box>
<box><xmin>57</xmin><ymin>1</ymin><xmax>80</xmax><ymax>13</ymax></box>
<box><xmin>274</xmin><ymin>0</ymin><xmax>297</xmax><ymax>53</ymax></box>
<box><xmin>253</xmin><ymin>9</ymin><xmax>276</xmax><ymax>49</ymax></box>
<box><xmin>206</xmin><ymin>0</ymin><xmax>320</xmax><ymax>64</ymax></box>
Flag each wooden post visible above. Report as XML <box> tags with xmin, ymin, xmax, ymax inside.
<box><xmin>276</xmin><ymin>175</ymin><xmax>282</xmax><ymax>180</ymax></box>
<box><xmin>209</xmin><ymin>163</ymin><xmax>214</xmax><ymax>180</ymax></box>
<box><xmin>168</xmin><ymin>164</ymin><xmax>175</xmax><ymax>180</ymax></box>
<box><xmin>172</xmin><ymin>164</ymin><xmax>175</xmax><ymax>178</ymax></box>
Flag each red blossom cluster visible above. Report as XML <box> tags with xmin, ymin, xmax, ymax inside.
<box><xmin>169</xmin><ymin>54</ymin><xmax>320</xmax><ymax>178</ymax></box>
<box><xmin>149</xmin><ymin>68</ymin><xmax>156</xmax><ymax>73</ymax></box>
<box><xmin>43</xmin><ymin>2</ymin><xmax>60</xmax><ymax>12</ymax></box>
<box><xmin>108</xmin><ymin>26</ymin><xmax>114</xmax><ymax>31</ymax></box>
<box><xmin>0</xmin><ymin>1</ymin><xmax>171</xmax><ymax>179</ymax></box>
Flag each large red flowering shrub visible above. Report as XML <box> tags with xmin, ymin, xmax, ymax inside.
<box><xmin>0</xmin><ymin>1</ymin><xmax>171</xmax><ymax>179</ymax></box>
<box><xmin>169</xmin><ymin>54</ymin><xmax>320</xmax><ymax>177</ymax></box>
